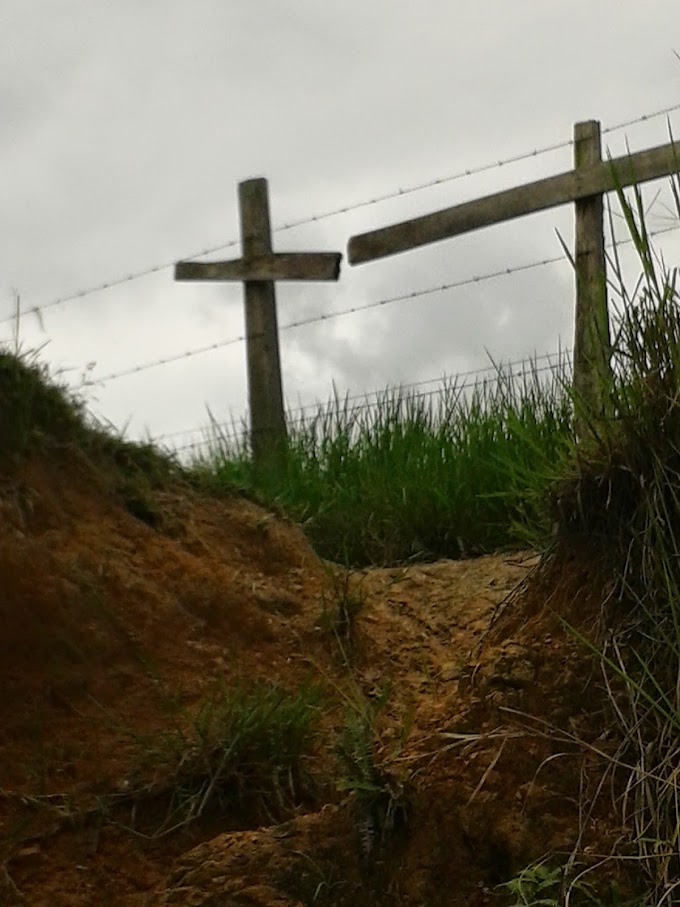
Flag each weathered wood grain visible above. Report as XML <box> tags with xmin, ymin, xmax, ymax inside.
<box><xmin>175</xmin><ymin>252</ymin><xmax>341</xmax><ymax>282</ymax></box>
<box><xmin>572</xmin><ymin>121</ymin><xmax>613</xmax><ymax>434</ymax></box>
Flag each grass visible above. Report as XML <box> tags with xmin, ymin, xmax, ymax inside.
<box><xmin>0</xmin><ymin>346</ymin><xmax>88</xmax><ymax>464</ymax></box>
<box><xmin>120</xmin><ymin>679</ymin><xmax>324</xmax><ymax>837</ymax></box>
<box><xmin>0</xmin><ymin>345</ymin><xmax>188</xmax><ymax>527</ymax></box>
<box><xmin>317</xmin><ymin>565</ymin><xmax>367</xmax><ymax>667</ymax></box>
<box><xmin>192</xmin><ymin>363</ymin><xmax>575</xmax><ymax>566</ymax></box>
<box><xmin>334</xmin><ymin>683</ymin><xmax>411</xmax><ymax>862</ymax></box>
<box><xmin>532</xmin><ymin>174</ymin><xmax>680</xmax><ymax>907</ymax></box>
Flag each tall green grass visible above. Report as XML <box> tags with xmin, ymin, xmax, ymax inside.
<box><xmin>544</xmin><ymin>173</ymin><xmax>680</xmax><ymax>906</ymax></box>
<box><xmin>192</xmin><ymin>364</ymin><xmax>574</xmax><ymax>565</ymax></box>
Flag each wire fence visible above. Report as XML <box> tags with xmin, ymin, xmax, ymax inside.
<box><xmin>2</xmin><ymin>99</ymin><xmax>679</xmax><ymax>459</ymax></box>
<box><xmin>167</xmin><ymin>349</ymin><xmax>573</xmax><ymax>457</ymax></box>
<box><xmin>2</xmin><ymin>97</ymin><xmax>679</xmax><ymax>331</ymax></box>
<box><xmin>77</xmin><ymin>219</ymin><xmax>680</xmax><ymax>388</ymax></box>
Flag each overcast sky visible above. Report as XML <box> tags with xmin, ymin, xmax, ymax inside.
<box><xmin>2</xmin><ymin>0</ymin><xmax>680</xmax><ymax>454</ymax></box>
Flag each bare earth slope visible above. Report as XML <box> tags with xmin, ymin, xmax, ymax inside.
<box><xmin>0</xmin><ymin>453</ymin><xmax>617</xmax><ymax>907</ymax></box>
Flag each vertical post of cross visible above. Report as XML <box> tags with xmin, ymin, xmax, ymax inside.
<box><xmin>238</xmin><ymin>178</ymin><xmax>288</xmax><ymax>469</ymax></box>
<box><xmin>573</xmin><ymin>120</ymin><xmax>613</xmax><ymax>437</ymax></box>
<box><xmin>175</xmin><ymin>178</ymin><xmax>341</xmax><ymax>472</ymax></box>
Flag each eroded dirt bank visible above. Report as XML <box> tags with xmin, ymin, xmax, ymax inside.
<box><xmin>0</xmin><ymin>454</ymin><xmax>620</xmax><ymax>907</ymax></box>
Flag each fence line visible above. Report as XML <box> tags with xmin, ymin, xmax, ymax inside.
<box><xmin>154</xmin><ymin>349</ymin><xmax>572</xmax><ymax>445</ymax></box>
<box><xmin>3</xmin><ymin>98</ymin><xmax>679</xmax><ymax>330</ymax></box>
<box><xmin>169</xmin><ymin>354</ymin><xmax>572</xmax><ymax>457</ymax></box>
<box><xmin>342</xmin><ymin>121</ymin><xmax>680</xmax><ymax>453</ymax></box>
<box><xmin>272</xmin><ymin>99</ymin><xmax>680</xmax><ymax>232</ymax></box>
<box><xmin>82</xmin><ymin>253</ymin><xmax>571</xmax><ymax>385</ymax></box>
<box><xmin>80</xmin><ymin>220</ymin><xmax>679</xmax><ymax>388</ymax></box>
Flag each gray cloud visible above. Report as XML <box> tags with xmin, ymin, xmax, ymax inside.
<box><xmin>1</xmin><ymin>0</ymin><xmax>679</xmax><ymax>446</ymax></box>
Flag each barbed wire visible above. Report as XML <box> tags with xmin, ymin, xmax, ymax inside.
<box><xmin>79</xmin><ymin>219</ymin><xmax>679</xmax><ymax>387</ymax></box>
<box><xmin>272</xmin><ymin>100</ymin><xmax>680</xmax><ymax>234</ymax></box>
<box><xmin>170</xmin><ymin>354</ymin><xmax>571</xmax><ymax>456</ymax></box>
<box><xmin>4</xmin><ymin>98</ymin><xmax>679</xmax><ymax>330</ymax></box>
<box><xmin>81</xmin><ymin>254</ymin><xmax>572</xmax><ymax>385</ymax></box>
<box><xmin>157</xmin><ymin>348</ymin><xmax>572</xmax><ymax>445</ymax></box>
<box><xmin>0</xmin><ymin>238</ymin><xmax>242</xmax><ymax>329</ymax></box>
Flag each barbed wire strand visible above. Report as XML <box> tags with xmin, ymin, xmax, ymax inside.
<box><xmin>157</xmin><ymin>349</ymin><xmax>572</xmax><ymax>445</ymax></box>
<box><xmin>4</xmin><ymin>99</ymin><xmax>680</xmax><ymax>330</ymax></box>
<box><xmin>0</xmin><ymin>238</ymin><xmax>242</xmax><ymax>328</ymax></box>
<box><xmin>80</xmin><ymin>220</ymin><xmax>679</xmax><ymax>387</ymax></box>
<box><xmin>170</xmin><ymin>356</ymin><xmax>570</xmax><ymax>455</ymax></box>
<box><xmin>82</xmin><ymin>255</ymin><xmax>569</xmax><ymax>385</ymax></box>
<box><xmin>272</xmin><ymin>100</ymin><xmax>680</xmax><ymax>234</ymax></box>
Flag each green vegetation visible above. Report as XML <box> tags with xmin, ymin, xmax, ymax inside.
<box><xmin>193</xmin><ymin>365</ymin><xmax>574</xmax><ymax>566</ymax></box>
<box><xmin>0</xmin><ymin>346</ymin><xmax>184</xmax><ymax>525</ymax></box>
<box><xmin>335</xmin><ymin>685</ymin><xmax>410</xmax><ymax>861</ymax></box>
<box><xmin>126</xmin><ymin>680</ymin><xmax>324</xmax><ymax>836</ymax></box>
<box><xmin>317</xmin><ymin>565</ymin><xmax>367</xmax><ymax>667</ymax></box>
<box><xmin>499</xmin><ymin>859</ymin><xmax>615</xmax><ymax>907</ymax></box>
<box><xmin>0</xmin><ymin>347</ymin><xmax>87</xmax><ymax>463</ymax></box>
<box><xmin>546</xmin><ymin>179</ymin><xmax>680</xmax><ymax>907</ymax></box>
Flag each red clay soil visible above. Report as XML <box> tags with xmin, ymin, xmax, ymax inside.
<box><xmin>0</xmin><ymin>453</ymin><xmax>625</xmax><ymax>907</ymax></box>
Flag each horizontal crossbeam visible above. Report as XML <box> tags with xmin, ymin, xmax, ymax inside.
<box><xmin>348</xmin><ymin>139</ymin><xmax>680</xmax><ymax>264</ymax></box>
<box><xmin>175</xmin><ymin>252</ymin><xmax>342</xmax><ymax>282</ymax></box>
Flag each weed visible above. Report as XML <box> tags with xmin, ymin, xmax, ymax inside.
<box><xmin>318</xmin><ymin>566</ymin><xmax>366</xmax><ymax>666</ymax></box>
<box><xmin>335</xmin><ymin>686</ymin><xmax>410</xmax><ymax>860</ymax></box>
<box><xmin>287</xmin><ymin>851</ymin><xmax>348</xmax><ymax>905</ymax></box>
<box><xmin>126</xmin><ymin>679</ymin><xmax>324</xmax><ymax>836</ymax></box>
<box><xmin>500</xmin><ymin>859</ymin><xmax>600</xmax><ymax>907</ymax></box>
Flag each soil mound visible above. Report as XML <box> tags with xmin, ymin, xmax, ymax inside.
<box><xmin>0</xmin><ymin>358</ymin><xmax>623</xmax><ymax>906</ymax></box>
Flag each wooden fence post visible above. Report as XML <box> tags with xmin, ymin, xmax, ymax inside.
<box><xmin>175</xmin><ymin>178</ymin><xmax>341</xmax><ymax>471</ymax></box>
<box><xmin>238</xmin><ymin>178</ymin><xmax>288</xmax><ymax>468</ymax></box>
<box><xmin>573</xmin><ymin>120</ymin><xmax>613</xmax><ymax>436</ymax></box>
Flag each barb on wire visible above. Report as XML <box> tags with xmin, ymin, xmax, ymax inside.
<box><xmin>5</xmin><ymin>99</ymin><xmax>679</xmax><ymax>330</ymax></box>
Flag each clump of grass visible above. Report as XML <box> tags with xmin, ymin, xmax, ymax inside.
<box><xmin>0</xmin><ymin>347</ymin><xmax>88</xmax><ymax>465</ymax></box>
<box><xmin>548</xmin><ymin>173</ymin><xmax>680</xmax><ymax>906</ymax></box>
<box><xmin>128</xmin><ymin>680</ymin><xmax>324</xmax><ymax>836</ymax></box>
<box><xmin>317</xmin><ymin>566</ymin><xmax>367</xmax><ymax>667</ymax></box>
<box><xmin>335</xmin><ymin>685</ymin><xmax>410</xmax><ymax>862</ymax></box>
<box><xmin>499</xmin><ymin>858</ymin><xmax>608</xmax><ymax>907</ymax></box>
<box><xmin>195</xmin><ymin>364</ymin><xmax>574</xmax><ymax>565</ymax></box>
<box><xmin>0</xmin><ymin>345</ymin><xmax>184</xmax><ymax>523</ymax></box>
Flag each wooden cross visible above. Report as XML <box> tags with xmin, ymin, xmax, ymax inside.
<box><xmin>175</xmin><ymin>178</ymin><xmax>342</xmax><ymax>468</ymax></box>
